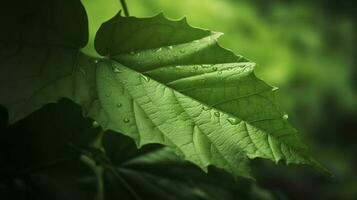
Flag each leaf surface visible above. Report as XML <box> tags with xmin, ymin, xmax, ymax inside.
<box><xmin>0</xmin><ymin>0</ymin><xmax>89</xmax><ymax>123</ymax></box>
<box><xmin>94</xmin><ymin>13</ymin><xmax>325</xmax><ymax>177</ymax></box>
<box><xmin>103</xmin><ymin>133</ymin><xmax>273</xmax><ymax>200</ymax></box>
<box><xmin>0</xmin><ymin>0</ymin><xmax>325</xmax><ymax>178</ymax></box>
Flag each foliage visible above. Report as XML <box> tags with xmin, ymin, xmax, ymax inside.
<box><xmin>0</xmin><ymin>0</ymin><xmax>332</xmax><ymax>199</ymax></box>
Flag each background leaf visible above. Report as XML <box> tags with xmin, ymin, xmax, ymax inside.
<box><xmin>102</xmin><ymin>132</ymin><xmax>276</xmax><ymax>200</ymax></box>
<box><xmin>0</xmin><ymin>0</ymin><xmax>89</xmax><ymax>123</ymax></box>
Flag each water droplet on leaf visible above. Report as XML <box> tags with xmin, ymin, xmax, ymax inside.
<box><xmin>212</xmin><ymin>67</ymin><xmax>217</xmax><ymax>71</ymax></box>
<box><xmin>202</xmin><ymin>106</ymin><xmax>211</xmax><ymax>111</ymax></box>
<box><xmin>116</xmin><ymin>103</ymin><xmax>122</xmax><ymax>108</ymax></box>
<box><xmin>123</xmin><ymin>118</ymin><xmax>130</xmax><ymax>123</ymax></box>
<box><xmin>227</xmin><ymin>118</ymin><xmax>239</xmax><ymax>125</ymax></box>
<box><xmin>141</xmin><ymin>75</ymin><xmax>150</xmax><ymax>82</ymax></box>
<box><xmin>92</xmin><ymin>121</ymin><xmax>100</xmax><ymax>128</ymax></box>
<box><xmin>113</xmin><ymin>67</ymin><xmax>121</xmax><ymax>73</ymax></box>
<box><xmin>283</xmin><ymin>114</ymin><xmax>288</xmax><ymax>119</ymax></box>
<box><xmin>214</xmin><ymin>112</ymin><xmax>220</xmax><ymax>117</ymax></box>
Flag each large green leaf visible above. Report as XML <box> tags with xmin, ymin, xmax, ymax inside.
<box><xmin>93</xmin><ymin>13</ymin><xmax>325</xmax><ymax>178</ymax></box>
<box><xmin>0</xmin><ymin>0</ymin><xmax>325</xmax><ymax>179</ymax></box>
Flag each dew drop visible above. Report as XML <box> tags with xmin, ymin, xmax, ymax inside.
<box><xmin>272</xmin><ymin>87</ymin><xmax>279</xmax><ymax>91</ymax></box>
<box><xmin>283</xmin><ymin>114</ymin><xmax>289</xmax><ymax>119</ymax></box>
<box><xmin>116</xmin><ymin>103</ymin><xmax>122</xmax><ymax>108</ymax></box>
<box><xmin>202</xmin><ymin>106</ymin><xmax>211</xmax><ymax>111</ymax></box>
<box><xmin>218</xmin><ymin>71</ymin><xmax>222</xmax><ymax>75</ymax></box>
<box><xmin>168</xmin><ymin>46</ymin><xmax>173</xmax><ymax>50</ymax></box>
<box><xmin>227</xmin><ymin>117</ymin><xmax>239</xmax><ymax>125</ymax></box>
<box><xmin>123</xmin><ymin>118</ymin><xmax>130</xmax><ymax>123</ymax></box>
<box><xmin>92</xmin><ymin>121</ymin><xmax>100</xmax><ymax>128</ymax></box>
<box><xmin>214</xmin><ymin>112</ymin><xmax>220</xmax><ymax>117</ymax></box>
<box><xmin>113</xmin><ymin>67</ymin><xmax>121</xmax><ymax>73</ymax></box>
<box><xmin>94</xmin><ymin>60</ymin><xmax>99</xmax><ymax>64</ymax></box>
<box><xmin>227</xmin><ymin>67</ymin><xmax>232</xmax><ymax>71</ymax></box>
<box><xmin>141</xmin><ymin>75</ymin><xmax>150</xmax><ymax>82</ymax></box>
<box><xmin>212</xmin><ymin>67</ymin><xmax>217</xmax><ymax>71</ymax></box>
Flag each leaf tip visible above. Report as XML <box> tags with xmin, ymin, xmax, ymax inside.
<box><xmin>155</xmin><ymin>11</ymin><xmax>165</xmax><ymax>18</ymax></box>
<box><xmin>211</xmin><ymin>31</ymin><xmax>224</xmax><ymax>40</ymax></box>
<box><xmin>179</xmin><ymin>16</ymin><xmax>188</xmax><ymax>24</ymax></box>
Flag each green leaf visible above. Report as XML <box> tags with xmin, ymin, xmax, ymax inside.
<box><xmin>93</xmin><ymin>13</ymin><xmax>326</xmax><ymax>178</ymax></box>
<box><xmin>0</xmin><ymin>0</ymin><xmax>89</xmax><ymax>123</ymax></box>
<box><xmin>0</xmin><ymin>0</ymin><xmax>326</xmax><ymax>179</ymax></box>
<box><xmin>0</xmin><ymin>100</ymin><xmax>99</xmax><ymax>200</ymax></box>
<box><xmin>103</xmin><ymin>132</ymin><xmax>274</xmax><ymax>200</ymax></box>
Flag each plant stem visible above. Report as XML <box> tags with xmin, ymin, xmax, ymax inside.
<box><xmin>81</xmin><ymin>155</ymin><xmax>105</xmax><ymax>200</ymax></box>
<box><xmin>120</xmin><ymin>0</ymin><xmax>130</xmax><ymax>17</ymax></box>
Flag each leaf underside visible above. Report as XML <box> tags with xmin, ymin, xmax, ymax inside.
<box><xmin>0</xmin><ymin>5</ymin><xmax>326</xmax><ymax>179</ymax></box>
<box><xmin>93</xmin><ymin>13</ymin><xmax>325</xmax><ymax>178</ymax></box>
<box><xmin>0</xmin><ymin>0</ymin><xmax>89</xmax><ymax>123</ymax></box>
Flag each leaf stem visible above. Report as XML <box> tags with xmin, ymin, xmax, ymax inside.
<box><xmin>120</xmin><ymin>0</ymin><xmax>130</xmax><ymax>17</ymax></box>
<box><xmin>81</xmin><ymin>155</ymin><xmax>105</xmax><ymax>200</ymax></box>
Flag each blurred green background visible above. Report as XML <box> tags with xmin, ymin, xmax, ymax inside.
<box><xmin>82</xmin><ymin>0</ymin><xmax>357</xmax><ymax>199</ymax></box>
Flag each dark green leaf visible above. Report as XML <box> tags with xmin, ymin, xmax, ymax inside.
<box><xmin>0</xmin><ymin>0</ymin><xmax>89</xmax><ymax>123</ymax></box>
